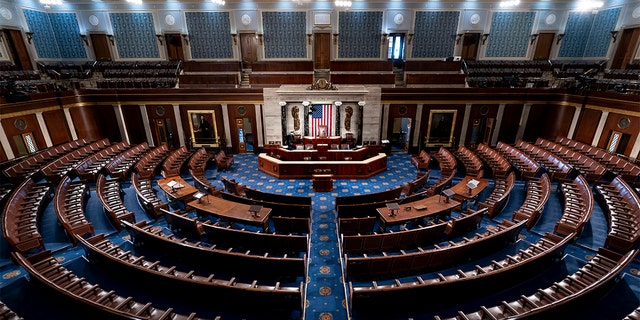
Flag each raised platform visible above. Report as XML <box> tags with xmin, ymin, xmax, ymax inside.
<box><xmin>258</xmin><ymin>152</ymin><xmax>387</xmax><ymax>179</ymax></box>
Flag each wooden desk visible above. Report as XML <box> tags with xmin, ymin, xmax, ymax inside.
<box><xmin>157</xmin><ymin>176</ymin><xmax>198</xmax><ymax>202</ymax></box>
<box><xmin>258</xmin><ymin>153</ymin><xmax>387</xmax><ymax>179</ymax></box>
<box><xmin>376</xmin><ymin>195</ymin><xmax>460</xmax><ymax>231</ymax></box>
<box><xmin>303</xmin><ymin>136</ymin><xmax>341</xmax><ymax>147</ymax></box>
<box><xmin>448</xmin><ymin>176</ymin><xmax>489</xmax><ymax>201</ymax></box>
<box><xmin>187</xmin><ymin>195</ymin><xmax>271</xmax><ymax>231</ymax></box>
<box><xmin>312</xmin><ymin>174</ymin><xmax>333</xmax><ymax>192</ymax></box>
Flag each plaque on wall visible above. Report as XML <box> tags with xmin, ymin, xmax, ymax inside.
<box><xmin>156</xmin><ymin>106</ymin><xmax>166</xmax><ymax>116</ymax></box>
<box><xmin>14</xmin><ymin>119</ymin><xmax>26</xmax><ymax>130</ymax></box>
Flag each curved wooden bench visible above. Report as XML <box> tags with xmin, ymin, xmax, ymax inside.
<box><xmin>73</xmin><ymin>141</ymin><xmax>130</xmax><ymax>181</ymax></box>
<box><xmin>77</xmin><ymin>234</ymin><xmax>303</xmax><ymax>309</ymax></box>
<box><xmin>134</xmin><ymin>145</ymin><xmax>170</xmax><ymax>179</ymax></box>
<box><xmin>188</xmin><ymin>147</ymin><xmax>217</xmax><ymax>194</ymax></box>
<box><xmin>453</xmin><ymin>145</ymin><xmax>484</xmax><ymax>178</ymax></box>
<box><xmin>161</xmin><ymin>146</ymin><xmax>193</xmax><ymax>178</ymax></box>
<box><xmin>426</xmin><ymin>168</ymin><xmax>457</xmax><ymax>197</ymax></box>
<box><xmin>554</xmin><ymin>175</ymin><xmax>594</xmax><ymax>238</ymax></box>
<box><xmin>401</xmin><ymin>170</ymin><xmax>431</xmax><ymax>196</ymax></box>
<box><xmin>535</xmin><ymin>137</ymin><xmax>606</xmax><ymax>182</ymax></box>
<box><xmin>103</xmin><ymin>142</ymin><xmax>149</xmax><ymax>180</ymax></box>
<box><xmin>345</xmin><ymin>219</ymin><xmax>527</xmax><ymax>279</ymax></box>
<box><xmin>516</xmin><ymin>140</ymin><xmax>574</xmax><ymax>181</ymax></box>
<box><xmin>596</xmin><ymin>176</ymin><xmax>640</xmax><ymax>253</ymax></box>
<box><xmin>130</xmin><ymin>172</ymin><xmax>168</xmax><ymax>218</ymax></box>
<box><xmin>411</xmin><ymin>150</ymin><xmax>431</xmax><ymax>170</ymax></box>
<box><xmin>53</xmin><ymin>175</ymin><xmax>93</xmax><ymax>244</ymax></box>
<box><xmin>201</xmin><ymin>220</ymin><xmax>308</xmax><ymax>254</ymax></box>
<box><xmin>478</xmin><ymin>171</ymin><xmax>515</xmax><ymax>218</ymax></box>
<box><xmin>341</xmin><ymin>221</ymin><xmax>447</xmax><ymax>254</ymax></box>
<box><xmin>512</xmin><ymin>173</ymin><xmax>551</xmax><ymax>229</ymax></box>
<box><xmin>11</xmin><ymin>250</ymin><xmax>208</xmax><ymax>320</ymax></box>
<box><xmin>475</xmin><ymin>143</ymin><xmax>511</xmax><ymax>179</ymax></box>
<box><xmin>1</xmin><ymin>177</ymin><xmax>52</xmax><ymax>253</ymax></box>
<box><xmin>0</xmin><ymin>299</ymin><xmax>23</xmax><ymax>320</ymax></box>
<box><xmin>431</xmin><ymin>147</ymin><xmax>457</xmax><ymax>176</ymax></box>
<box><xmin>496</xmin><ymin>141</ymin><xmax>541</xmax><ymax>180</ymax></box>
<box><xmin>96</xmin><ymin>173</ymin><xmax>134</xmax><ymax>230</ymax></box>
<box><xmin>122</xmin><ymin>220</ymin><xmax>306</xmax><ymax>278</ymax></box>
<box><xmin>221</xmin><ymin>191</ymin><xmax>311</xmax><ymax>218</ymax></box>
<box><xmin>349</xmin><ymin>232</ymin><xmax>572</xmax><ymax>310</ymax></box>
<box><xmin>40</xmin><ymin>139</ymin><xmax>110</xmax><ymax>183</ymax></box>
<box><xmin>435</xmin><ymin>248</ymin><xmax>638</xmax><ymax>319</ymax></box>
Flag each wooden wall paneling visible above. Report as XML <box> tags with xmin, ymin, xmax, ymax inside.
<box><xmin>387</xmin><ymin>104</ymin><xmax>417</xmax><ymax>151</ymax></box>
<box><xmin>146</xmin><ymin>105</ymin><xmax>178</xmax><ymax>148</ymax></box>
<box><xmin>0</xmin><ymin>141</ymin><xmax>7</xmax><ymax>162</ymax></box>
<box><xmin>465</xmin><ymin>104</ymin><xmax>499</xmax><ymax>147</ymax></box>
<box><xmin>121</xmin><ymin>105</ymin><xmax>147</xmax><ymax>145</ymax></box>
<box><xmin>69</xmin><ymin>105</ymin><xmax>119</xmax><ymax>143</ymax></box>
<box><xmin>43</xmin><ymin>109</ymin><xmax>71</xmax><ymax>146</ymax></box>
<box><xmin>597</xmin><ymin>112</ymin><xmax>640</xmax><ymax>156</ymax></box>
<box><xmin>1</xmin><ymin>114</ymin><xmax>46</xmax><ymax>157</ymax></box>
<box><xmin>90</xmin><ymin>33</ymin><xmax>112</xmax><ymax>61</ymax></box>
<box><xmin>523</xmin><ymin>104</ymin><xmax>574</xmax><ymax>142</ymax></box>
<box><xmin>573</xmin><ymin>108</ymin><xmax>602</xmax><ymax>145</ymax></box>
<box><xmin>314</xmin><ymin>32</ymin><xmax>331</xmax><ymax>70</ymax></box>
<box><xmin>497</xmin><ymin>104</ymin><xmax>523</xmax><ymax>145</ymax></box>
<box><xmin>179</xmin><ymin>104</ymin><xmax>224</xmax><ymax>149</ymax></box>
<box><xmin>228</xmin><ymin>104</ymin><xmax>257</xmax><ymax>154</ymax></box>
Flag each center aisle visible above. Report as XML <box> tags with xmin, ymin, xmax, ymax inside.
<box><xmin>222</xmin><ymin>153</ymin><xmax>419</xmax><ymax>320</ymax></box>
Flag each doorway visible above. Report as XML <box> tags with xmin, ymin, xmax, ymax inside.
<box><xmin>533</xmin><ymin>32</ymin><xmax>555</xmax><ymax>60</ymax></box>
<box><xmin>610</xmin><ymin>27</ymin><xmax>640</xmax><ymax>69</ymax></box>
<box><xmin>235</xmin><ymin>118</ymin><xmax>246</xmax><ymax>153</ymax></box>
<box><xmin>240</xmin><ymin>33</ymin><xmax>258</xmax><ymax>69</ymax></box>
<box><xmin>152</xmin><ymin>118</ymin><xmax>175</xmax><ymax>148</ymax></box>
<box><xmin>461</xmin><ymin>33</ymin><xmax>480</xmax><ymax>61</ymax></box>
<box><xmin>165</xmin><ymin>33</ymin><xmax>185</xmax><ymax>61</ymax></box>
<box><xmin>388</xmin><ymin>33</ymin><xmax>406</xmax><ymax>68</ymax></box>
<box><xmin>313</xmin><ymin>32</ymin><xmax>331</xmax><ymax>70</ymax></box>
<box><xmin>3</xmin><ymin>29</ymin><xmax>33</xmax><ymax>70</ymax></box>
<box><xmin>90</xmin><ymin>34</ymin><xmax>112</xmax><ymax>61</ymax></box>
<box><xmin>390</xmin><ymin>118</ymin><xmax>411</xmax><ymax>153</ymax></box>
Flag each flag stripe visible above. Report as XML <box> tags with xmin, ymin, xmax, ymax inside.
<box><xmin>310</xmin><ymin>104</ymin><xmax>332</xmax><ymax>136</ymax></box>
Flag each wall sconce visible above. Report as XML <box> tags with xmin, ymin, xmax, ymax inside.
<box><xmin>182</xmin><ymin>34</ymin><xmax>189</xmax><ymax>45</ymax></box>
<box><xmin>481</xmin><ymin>33</ymin><xmax>490</xmax><ymax>45</ymax></box>
<box><xmin>307</xmin><ymin>34</ymin><xmax>313</xmax><ymax>45</ymax></box>
<box><xmin>333</xmin><ymin>33</ymin><xmax>338</xmax><ymax>44</ymax></box>
<box><xmin>25</xmin><ymin>32</ymin><xmax>33</xmax><ymax>44</ymax></box>
<box><xmin>556</xmin><ymin>33</ymin><xmax>565</xmax><ymax>45</ymax></box>
<box><xmin>257</xmin><ymin>34</ymin><xmax>263</xmax><ymax>45</ymax></box>
<box><xmin>610</xmin><ymin>30</ymin><xmax>618</xmax><ymax>43</ymax></box>
<box><xmin>382</xmin><ymin>34</ymin><xmax>388</xmax><ymax>43</ymax></box>
<box><xmin>302</xmin><ymin>101</ymin><xmax>310</xmax><ymax>107</ymax></box>
<box><xmin>279</xmin><ymin>101</ymin><xmax>287</xmax><ymax>107</ymax></box>
<box><xmin>455</xmin><ymin>33</ymin><xmax>463</xmax><ymax>45</ymax></box>
<box><xmin>530</xmin><ymin>34</ymin><xmax>539</xmax><ymax>45</ymax></box>
<box><xmin>358</xmin><ymin>101</ymin><xmax>365</xmax><ymax>107</ymax></box>
<box><xmin>156</xmin><ymin>34</ymin><xmax>163</xmax><ymax>45</ymax></box>
<box><xmin>334</xmin><ymin>101</ymin><xmax>342</xmax><ymax>107</ymax></box>
<box><xmin>408</xmin><ymin>33</ymin><xmax>414</xmax><ymax>45</ymax></box>
<box><xmin>80</xmin><ymin>34</ymin><xmax>88</xmax><ymax>46</ymax></box>
<box><xmin>107</xmin><ymin>34</ymin><xmax>115</xmax><ymax>45</ymax></box>
<box><xmin>231</xmin><ymin>33</ymin><xmax>237</xmax><ymax>45</ymax></box>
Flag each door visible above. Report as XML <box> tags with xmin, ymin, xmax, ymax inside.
<box><xmin>461</xmin><ymin>33</ymin><xmax>480</xmax><ymax>60</ymax></box>
<box><xmin>154</xmin><ymin>119</ymin><xmax>169</xmax><ymax>147</ymax></box>
<box><xmin>389</xmin><ymin>118</ymin><xmax>411</xmax><ymax>153</ymax></box>
<box><xmin>240</xmin><ymin>33</ymin><xmax>258</xmax><ymax>69</ymax></box>
<box><xmin>4</xmin><ymin>29</ymin><xmax>33</xmax><ymax>70</ymax></box>
<box><xmin>90</xmin><ymin>33</ymin><xmax>112</xmax><ymax>61</ymax></box>
<box><xmin>165</xmin><ymin>33</ymin><xmax>184</xmax><ymax>61</ymax></box>
<box><xmin>533</xmin><ymin>32</ymin><xmax>555</xmax><ymax>60</ymax></box>
<box><xmin>313</xmin><ymin>32</ymin><xmax>331</xmax><ymax>70</ymax></box>
<box><xmin>388</xmin><ymin>33</ymin><xmax>406</xmax><ymax>68</ymax></box>
<box><xmin>235</xmin><ymin>118</ymin><xmax>246</xmax><ymax>153</ymax></box>
<box><xmin>610</xmin><ymin>27</ymin><xmax>640</xmax><ymax>69</ymax></box>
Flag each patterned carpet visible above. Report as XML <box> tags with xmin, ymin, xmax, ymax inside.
<box><xmin>1</xmin><ymin>152</ymin><xmax>640</xmax><ymax>320</ymax></box>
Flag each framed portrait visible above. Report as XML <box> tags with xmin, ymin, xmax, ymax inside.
<box><xmin>188</xmin><ymin>110</ymin><xmax>218</xmax><ymax>147</ymax></box>
<box><xmin>425</xmin><ymin>109</ymin><xmax>457</xmax><ymax>147</ymax></box>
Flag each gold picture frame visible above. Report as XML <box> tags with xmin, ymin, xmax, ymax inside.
<box><xmin>425</xmin><ymin>109</ymin><xmax>457</xmax><ymax>148</ymax></box>
<box><xmin>188</xmin><ymin>110</ymin><xmax>219</xmax><ymax>147</ymax></box>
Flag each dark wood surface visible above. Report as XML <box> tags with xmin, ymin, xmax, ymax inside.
<box><xmin>187</xmin><ymin>195</ymin><xmax>271</xmax><ymax>231</ymax></box>
<box><xmin>258</xmin><ymin>153</ymin><xmax>387</xmax><ymax>179</ymax></box>
<box><xmin>447</xmin><ymin>175</ymin><xmax>490</xmax><ymax>201</ymax></box>
<box><xmin>377</xmin><ymin>195</ymin><xmax>461</xmax><ymax>231</ymax></box>
<box><xmin>157</xmin><ymin>176</ymin><xmax>198</xmax><ymax>202</ymax></box>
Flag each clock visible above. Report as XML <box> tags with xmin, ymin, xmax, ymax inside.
<box><xmin>164</xmin><ymin>14</ymin><xmax>176</xmax><ymax>26</ymax></box>
<box><xmin>618</xmin><ymin>117</ymin><xmax>630</xmax><ymax>129</ymax></box>
<box><xmin>393</xmin><ymin>13</ymin><xmax>404</xmax><ymax>25</ymax></box>
<box><xmin>545</xmin><ymin>13</ymin><xmax>557</xmax><ymax>25</ymax></box>
<box><xmin>14</xmin><ymin>119</ymin><xmax>26</xmax><ymax>130</ymax></box>
<box><xmin>241</xmin><ymin>14</ymin><xmax>252</xmax><ymax>26</ymax></box>
<box><xmin>470</xmin><ymin>13</ymin><xmax>481</xmax><ymax>25</ymax></box>
<box><xmin>88</xmin><ymin>14</ymin><xmax>100</xmax><ymax>26</ymax></box>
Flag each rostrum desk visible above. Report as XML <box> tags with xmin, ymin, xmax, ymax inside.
<box><xmin>258</xmin><ymin>152</ymin><xmax>387</xmax><ymax>179</ymax></box>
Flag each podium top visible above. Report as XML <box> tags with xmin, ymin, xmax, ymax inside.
<box><xmin>441</xmin><ymin>189</ymin><xmax>455</xmax><ymax>197</ymax></box>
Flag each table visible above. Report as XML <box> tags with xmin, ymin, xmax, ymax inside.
<box><xmin>157</xmin><ymin>176</ymin><xmax>198</xmax><ymax>202</ymax></box>
<box><xmin>312</xmin><ymin>174</ymin><xmax>333</xmax><ymax>192</ymax></box>
<box><xmin>187</xmin><ymin>195</ymin><xmax>271</xmax><ymax>231</ymax></box>
<box><xmin>376</xmin><ymin>195</ymin><xmax>460</xmax><ymax>231</ymax></box>
<box><xmin>447</xmin><ymin>176</ymin><xmax>489</xmax><ymax>201</ymax></box>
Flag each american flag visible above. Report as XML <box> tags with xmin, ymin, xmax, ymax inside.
<box><xmin>310</xmin><ymin>104</ymin><xmax>333</xmax><ymax>137</ymax></box>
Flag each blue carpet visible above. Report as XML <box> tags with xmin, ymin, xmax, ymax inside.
<box><xmin>1</xmin><ymin>153</ymin><xmax>640</xmax><ymax>320</ymax></box>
